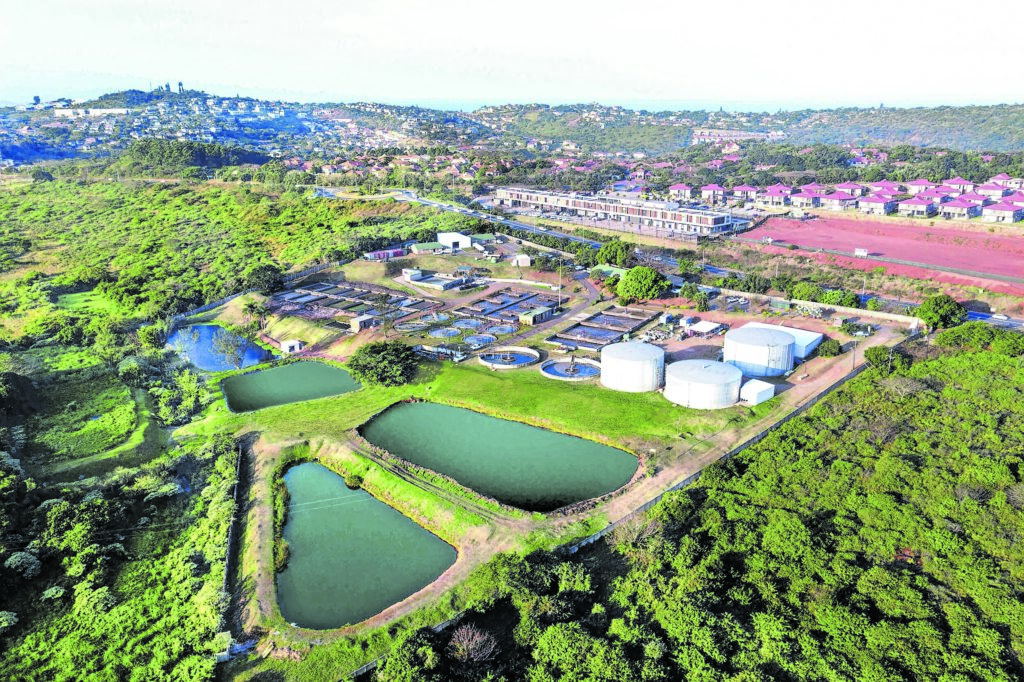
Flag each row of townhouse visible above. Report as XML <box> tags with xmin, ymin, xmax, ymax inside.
<box><xmin>494</xmin><ymin>188</ymin><xmax>749</xmax><ymax>236</ymax></box>
<box><xmin>666</xmin><ymin>174</ymin><xmax>1024</xmax><ymax>223</ymax></box>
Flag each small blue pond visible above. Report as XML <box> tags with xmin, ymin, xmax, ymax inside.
<box><xmin>167</xmin><ymin>325</ymin><xmax>273</xmax><ymax>372</ymax></box>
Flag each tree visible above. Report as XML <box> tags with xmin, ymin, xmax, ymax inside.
<box><xmin>4</xmin><ymin>552</ymin><xmax>41</xmax><ymax>579</ymax></box>
<box><xmin>864</xmin><ymin>345</ymin><xmax>911</xmax><ymax>374</ymax></box>
<box><xmin>917</xmin><ymin>294</ymin><xmax>967</xmax><ymax>329</ymax></box>
<box><xmin>242</xmin><ymin>300</ymin><xmax>271</xmax><ymax>330</ymax></box>
<box><xmin>596</xmin><ymin>241</ymin><xmax>636</xmax><ymax>268</ymax></box>
<box><xmin>0</xmin><ymin>611</ymin><xmax>17</xmax><ymax>634</ymax></box>
<box><xmin>790</xmin><ymin>282</ymin><xmax>824</xmax><ymax>303</ymax></box>
<box><xmin>447</xmin><ymin>624</ymin><xmax>498</xmax><ymax>663</ymax></box>
<box><xmin>372</xmin><ymin>293</ymin><xmax>402</xmax><ymax>338</ymax></box>
<box><xmin>211</xmin><ymin>328</ymin><xmax>249</xmax><ymax>370</ymax></box>
<box><xmin>30</xmin><ymin>168</ymin><xmax>54</xmax><ymax>183</ymax></box>
<box><xmin>616</xmin><ymin>266</ymin><xmax>670</xmax><ymax>303</ymax></box>
<box><xmin>817</xmin><ymin>339</ymin><xmax>842</xmax><ymax>357</ymax></box>
<box><xmin>347</xmin><ymin>341</ymin><xmax>419</xmax><ymax>387</ymax></box>
<box><xmin>694</xmin><ymin>292</ymin><xmax>711</xmax><ymax>312</ymax></box>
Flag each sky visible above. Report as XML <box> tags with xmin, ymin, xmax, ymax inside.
<box><xmin>3</xmin><ymin>0</ymin><xmax>1024</xmax><ymax>111</ymax></box>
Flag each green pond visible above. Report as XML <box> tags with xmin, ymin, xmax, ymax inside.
<box><xmin>360</xmin><ymin>402</ymin><xmax>637</xmax><ymax>512</ymax></box>
<box><xmin>222</xmin><ymin>361</ymin><xmax>360</xmax><ymax>411</ymax></box>
<box><xmin>277</xmin><ymin>462</ymin><xmax>456</xmax><ymax>629</ymax></box>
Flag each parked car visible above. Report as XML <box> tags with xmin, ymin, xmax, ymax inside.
<box><xmin>992</xmin><ymin>313</ymin><xmax>1009</xmax><ymax>321</ymax></box>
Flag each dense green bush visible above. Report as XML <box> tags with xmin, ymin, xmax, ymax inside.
<box><xmin>817</xmin><ymin>338</ymin><xmax>842</xmax><ymax>357</ymax></box>
<box><xmin>347</xmin><ymin>341</ymin><xmax>420</xmax><ymax>387</ymax></box>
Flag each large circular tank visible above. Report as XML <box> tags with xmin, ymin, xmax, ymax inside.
<box><xmin>723</xmin><ymin>327</ymin><xmax>795</xmax><ymax>377</ymax></box>
<box><xmin>600</xmin><ymin>342</ymin><xmax>665</xmax><ymax>392</ymax></box>
<box><xmin>664</xmin><ymin>360</ymin><xmax>742</xmax><ymax>409</ymax></box>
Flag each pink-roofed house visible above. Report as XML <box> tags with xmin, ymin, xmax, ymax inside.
<box><xmin>868</xmin><ymin>180</ymin><xmax>903</xmax><ymax>193</ymax></box>
<box><xmin>989</xmin><ymin>173</ymin><xmax>1013</xmax><ymax>186</ymax></box>
<box><xmin>700</xmin><ymin>184</ymin><xmax>730</xmax><ymax>204</ymax></box>
<box><xmin>897</xmin><ymin>197</ymin><xmax>937</xmax><ymax>218</ymax></box>
<box><xmin>799</xmin><ymin>182</ymin><xmax>827</xmax><ymax>192</ymax></box>
<box><xmin>834</xmin><ymin>181</ymin><xmax>867</xmax><ymax>197</ymax></box>
<box><xmin>669</xmin><ymin>183</ymin><xmax>693</xmax><ymax>199</ymax></box>
<box><xmin>939</xmin><ymin>198</ymin><xmax>983</xmax><ymax>220</ymax></box>
<box><xmin>958</xmin><ymin>191</ymin><xmax>992</xmax><ymax>205</ymax></box>
<box><xmin>981</xmin><ymin>202</ymin><xmax>1024</xmax><ymax>223</ymax></box>
<box><xmin>1003</xmin><ymin>191</ymin><xmax>1024</xmax><ymax>208</ymax></box>
<box><xmin>916</xmin><ymin>188</ymin><xmax>954</xmax><ymax>204</ymax></box>
<box><xmin>732</xmin><ymin>184</ymin><xmax>760</xmax><ymax>201</ymax></box>
<box><xmin>722</xmin><ymin>154</ymin><xmax>741</xmax><ymax>162</ymax></box>
<box><xmin>976</xmin><ymin>183</ymin><xmax>1010</xmax><ymax>199</ymax></box>
<box><xmin>858</xmin><ymin>195</ymin><xmax>897</xmax><ymax>215</ymax></box>
<box><xmin>789</xmin><ymin>191</ymin><xmax>820</xmax><ymax>209</ymax></box>
<box><xmin>757</xmin><ymin>187</ymin><xmax>791</xmax><ymax>207</ymax></box>
<box><xmin>944</xmin><ymin>176</ymin><xmax>975</xmax><ymax>192</ymax></box>
<box><xmin>904</xmin><ymin>178</ymin><xmax>937</xmax><ymax>195</ymax></box>
<box><xmin>819</xmin><ymin>192</ymin><xmax>858</xmax><ymax>211</ymax></box>
<box><xmin>766</xmin><ymin>183</ymin><xmax>794</xmax><ymax>194</ymax></box>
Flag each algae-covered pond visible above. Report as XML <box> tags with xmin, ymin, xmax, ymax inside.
<box><xmin>276</xmin><ymin>463</ymin><xmax>456</xmax><ymax>629</ymax></box>
<box><xmin>360</xmin><ymin>402</ymin><xmax>637</xmax><ymax>511</ymax></box>
<box><xmin>222</xmin><ymin>362</ymin><xmax>360</xmax><ymax>411</ymax></box>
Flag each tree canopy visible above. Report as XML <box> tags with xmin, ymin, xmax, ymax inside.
<box><xmin>916</xmin><ymin>294</ymin><xmax>968</xmax><ymax>329</ymax></box>
<box><xmin>346</xmin><ymin>341</ymin><xmax>420</xmax><ymax>387</ymax></box>
<box><xmin>615</xmin><ymin>266</ymin><xmax>670</xmax><ymax>303</ymax></box>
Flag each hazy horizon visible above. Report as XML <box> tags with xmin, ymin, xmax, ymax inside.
<box><xmin>3</xmin><ymin>0</ymin><xmax>1023</xmax><ymax>114</ymax></box>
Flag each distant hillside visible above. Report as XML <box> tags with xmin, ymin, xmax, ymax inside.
<box><xmin>778</xmin><ymin>103</ymin><xmax>1024</xmax><ymax>151</ymax></box>
<box><xmin>75</xmin><ymin>88</ymin><xmax>213</xmax><ymax>109</ymax></box>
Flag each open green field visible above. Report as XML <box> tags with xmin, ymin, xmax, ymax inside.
<box><xmin>25</xmin><ymin>371</ymin><xmax>138</xmax><ymax>464</ymax></box>
<box><xmin>55</xmin><ymin>289</ymin><xmax>122</xmax><ymax>314</ymax></box>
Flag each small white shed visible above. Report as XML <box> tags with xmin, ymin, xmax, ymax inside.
<box><xmin>740</xmin><ymin>379</ymin><xmax>775</xmax><ymax>405</ymax></box>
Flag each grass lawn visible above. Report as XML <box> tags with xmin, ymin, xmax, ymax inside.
<box><xmin>55</xmin><ymin>289</ymin><xmax>122</xmax><ymax>314</ymax></box>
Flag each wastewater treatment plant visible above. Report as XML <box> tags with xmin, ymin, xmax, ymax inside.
<box><xmin>132</xmin><ymin>266</ymin><xmax>918</xmax><ymax>676</ymax></box>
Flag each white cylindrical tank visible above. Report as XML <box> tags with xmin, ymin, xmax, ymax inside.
<box><xmin>664</xmin><ymin>360</ymin><xmax>742</xmax><ymax>409</ymax></box>
<box><xmin>724</xmin><ymin>327</ymin><xmax>795</xmax><ymax>377</ymax></box>
<box><xmin>600</xmin><ymin>342</ymin><xmax>665</xmax><ymax>392</ymax></box>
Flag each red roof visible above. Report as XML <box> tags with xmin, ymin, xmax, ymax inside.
<box><xmin>905</xmin><ymin>178</ymin><xmax>936</xmax><ymax>186</ymax></box>
<box><xmin>669</xmin><ymin>183</ymin><xmax>692</xmax><ymax>190</ymax></box>
<box><xmin>899</xmin><ymin>197</ymin><xmax>933</xmax><ymax>206</ymax></box>
<box><xmin>944</xmin><ymin>176</ymin><xmax>973</xmax><ymax>185</ymax></box>
<box><xmin>835</xmin><ymin>182</ymin><xmax>864</xmax><ymax>190</ymax></box>
<box><xmin>733</xmin><ymin>184</ymin><xmax>759</xmax><ymax>192</ymax></box>
<box><xmin>859</xmin><ymin>195</ymin><xmax>893</xmax><ymax>204</ymax></box>
<box><xmin>701</xmin><ymin>184</ymin><xmax>727</xmax><ymax>191</ymax></box>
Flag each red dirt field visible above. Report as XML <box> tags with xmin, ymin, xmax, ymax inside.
<box><xmin>750</xmin><ymin>217</ymin><xmax>1024</xmax><ymax>280</ymax></box>
<box><xmin>755</xmin><ymin>245</ymin><xmax>1024</xmax><ymax>297</ymax></box>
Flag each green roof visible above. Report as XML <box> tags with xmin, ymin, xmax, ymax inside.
<box><xmin>520</xmin><ymin>306</ymin><xmax>552</xmax><ymax>317</ymax></box>
<box><xmin>411</xmin><ymin>242</ymin><xmax>444</xmax><ymax>250</ymax></box>
<box><xmin>470</xmin><ymin>233</ymin><xmax>496</xmax><ymax>241</ymax></box>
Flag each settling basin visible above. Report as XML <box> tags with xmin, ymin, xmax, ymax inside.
<box><xmin>360</xmin><ymin>402</ymin><xmax>637</xmax><ymax>511</ymax></box>
<box><xmin>222</xmin><ymin>362</ymin><xmax>360</xmax><ymax>411</ymax></box>
<box><xmin>277</xmin><ymin>463</ymin><xmax>455</xmax><ymax>629</ymax></box>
